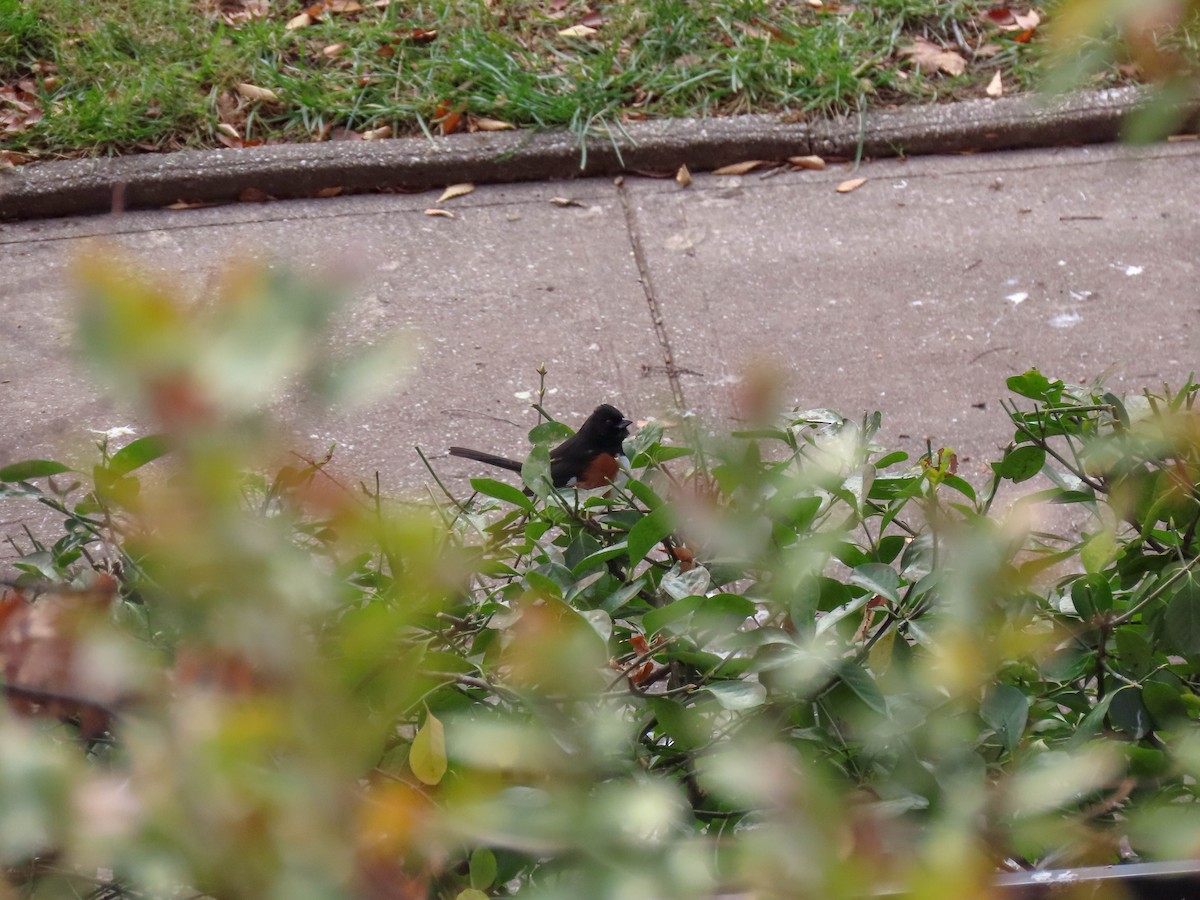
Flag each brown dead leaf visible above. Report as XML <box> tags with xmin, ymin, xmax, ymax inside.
<box><xmin>407</xmin><ymin>27</ymin><xmax>438</xmax><ymax>43</ymax></box>
<box><xmin>558</xmin><ymin>24</ymin><xmax>598</xmax><ymax>37</ymax></box>
<box><xmin>789</xmin><ymin>154</ymin><xmax>826</xmax><ymax>170</ymax></box>
<box><xmin>323</xmin><ymin>42</ymin><xmax>346</xmax><ymax>58</ymax></box>
<box><xmin>316</xmin><ymin>186</ymin><xmax>344</xmax><ymax>197</ymax></box>
<box><xmin>437</xmin><ymin>182</ymin><xmax>475</xmax><ymax>203</ymax></box>
<box><xmin>581</xmin><ymin>9</ymin><xmax>603</xmax><ymax>27</ymax></box>
<box><xmin>975</xmin><ymin>42</ymin><xmax>1003</xmax><ymax>58</ymax></box>
<box><xmin>236</xmin><ymin>82</ymin><xmax>280</xmax><ymax>103</ymax></box>
<box><xmin>285</xmin><ymin>11</ymin><xmax>313</xmax><ymax>29</ymax></box>
<box><xmin>986</xmin><ymin>70</ymin><xmax>1003</xmax><ymax>97</ymax></box>
<box><xmin>713</xmin><ymin>160</ymin><xmax>767</xmax><ymax>176</ymax></box>
<box><xmin>901</xmin><ymin>38</ymin><xmax>967</xmax><ymax>76</ymax></box>
<box><xmin>362</xmin><ymin>125</ymin><xmax>392</xmax><ymax>140</ymax></box>
<box><xmin>549</xmin><ymin>197</ymin><xmax>586</xmax><ymax>207</ymax></box>
<box><xmin>470</xmin><ymin>116</ymin><xmax>515</xmax><ymax>131</ymax></box>
<box><xmin>239</xmin><ymin>186</ymin><xmax>270</xmax><ymax>202</ymax></box>
<box><xmin>434</xmin><ymin>101</ymin><xmax>464</xmax><ymax>135</ymax></box>
<box><xmin>216</xmin><ymin>122</ymin><xmax>241</xmax><ymax>140</ymax></box>
<box><xmin>836</xmin><ymin>177</ymin><xmax>867</xmax><ymax>193</ymax></box>
<box><xmin>0</xmin><ymin>578</ymin><xmax>121</xmax><ymax>739</ymax></box>
<box><xmin>676</xmin><ymin>164</ymin><xmax>692</xmax><ymax>187</ymax></box>
<box><xmin>424</xmin><ymin>208</ymin><xmax>456</xmax><ymax>218</ymax></box>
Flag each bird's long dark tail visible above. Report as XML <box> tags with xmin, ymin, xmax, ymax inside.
<box><xmin>448</xmin><ymin>447</ymin><xmax>523</xmax><ymax>473</ymax></box>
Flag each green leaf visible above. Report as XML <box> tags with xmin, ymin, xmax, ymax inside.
<box><xmin>528</xmin><ymin>420</ymin><xmax>573</xmax><ymax>445</ymax></box>
<box><xmin>469</xmin><ymin>848</ymin><xmax>497</xmax><ymax>891</ymax></box>
<box><xmin>410</xmin><ymin>711</ymin><xmax>447</xmax><ymax>786</ymax></box>
<box><xmin>647</xmin><ymin>697</ymin><xmax>710</xmax><ymax>751</ymax></box>
<box><xmin>835</xmin><ymin>661</ymin><xmax>886</xmax><ymax>714</ymax></box>
<box><xmin>981</xmin><ymin>684</ymin><xmax>1029</xmax><ymax>754</ymax></box>
<box><xmin>627</xmin><ymin>505</ymin><xmax>674</xmax><ymax>565</ymax></box>
<box><xmin>1068</xmin><ymin>690</ymin><xmax>1120</xmax><ymax>747</ymax></box>
<box><xmin>1114</xmin><ymin>629</ymin><xmax>1154</xmax><ymax>680</ymax></box>
<box><xmin>1142</xmin><ymin>680</ymin><xmax>1188</xmax><ymax>729</ymax></box>
<box><xmin>1080</xmin><ymin>529</ymin><xmax>1118</xmax><ymax>575</ymax></box>
<box><xmin>107</xmin><ymin>434</ymin><xmax>170</xmax><ymax>476</ymax></box>
<box><xmin>1165</xmin><ymin>576</ymin><xmax>1200</xmax><ymax>656</ymax></box>
<box><xmin>624</xmin><ymin>478</ymin><xmax>663</xmax><ymax>510</ymax></box>
<box><xmin>0</xmin><ymin>459</ymin><xmax>72</xmax><ymax>482</ymax></box>
<box><xmin>705</xmin><ymin>680</ymin><xmax>767</xmax><ymax>710</ymax></box>
<box><xmin>996</xmin><ymin>445</ymin><xmax>1046</xmax><ymax>484</ymax></box>
<box><xmin>849</xmin><ymin>563</ymin><xmax>899</xmax><ymax>604</ymax></box>
<box><xmin>455</xmin><ymin>890</ymin><xmax>490</xmax><ymax>900</ymax></box>
<box><xmin>521</xmin><ymin>445</ymin><xmax>552</xmax><ymax>496</ymax></box>
<box><xmin>643</xmin><ymin>593</ymin><xmax>756</xmax><ymax>638</ymax></box>
<box><xmin>470</xmin><ymin>477</ymin><xmax>533</xmax><ymax>511</ymax></box>
<box><xmin>1007</xmin><ymin>368</ymin><xmax>1063</xmax><ymax>403</ymax></box>
<box><xmin>571</xmin><ymin>541</ymin><xmax>630</xmax><ymax>577</ymax></box>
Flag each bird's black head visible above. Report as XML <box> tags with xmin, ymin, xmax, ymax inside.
<box><xmin>580</xmin><ymin>404</ymin><xmax>633</xmax><ymax>453</ymax></box>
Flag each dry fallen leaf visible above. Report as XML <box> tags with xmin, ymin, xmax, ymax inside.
<box><xmin>558</xmin><ymin>24</ymin><xmax>597</xmax><ymax>37</ymax></box>
<box><xmin>437</xmin><ymin>182</ymin><xmax>475</xmax><ymax>203</ymax></box>
<box><xmin>362</xmin><ymin>125</ymin><xmax>392</xmax><ymax>140</ymax></box>
<box><xmin>901</xmin><ymin>38</ymin><xmax>967</xmax><ymax>76</ymax></box>
<box><xmin>986</xmin><ymin>71</ymin><xmax>1003</xmax><ymax>98</ymax></box>
<box><xmin>713</xmin><ymin>160</ymin><xmax>766</xmax><ymax>176</ymax></box>
<box><xmin>236</xmin><ymin>82</ymin><xmax>280</xmax><ymax>103</ymax></box>
<box><xmin>676</xmin><ymin>164</ymin><xmax>692</xmax><ymax>187</ymax></box>
<box><xmin>425</xmin><ymin>208</ymin><xmax>455</xmax><ymax>218</ymax></box>
<box><xmin>316</xmin><ymin>186</ymin><xmax>344</xmax><ymax>198</ymax></box>
<box><xmin>240</xmin><ymin>187</ymin><xmax>270</xmax><ymax>202</ymax></box>
<box><xmin>285</xmin><ymin>11</ymin><xmax>312</xmax><ymax>29</ymax></box>
<box><xmin>216</xmin><ymin>123</ymin><xmax>241</xmax><ymax>139</ymax></box>
<box><xmin>789</xmin><ymin>154</ymin><xmax>826</xmax><ymax>170</ymax></box>
<box><xmin>549</xmin><ymin>197</ymin><xmax>585</xmax><ymax>207</ymax></box>
<box><xmin>837</xmin><ymin>177</ymin><xmax>867</xmax><ymax>193</ymax></box>
<box><xmin>1013</xmin><ymin>9</ymin><xmax>1040</xmax><ymax>31</ymax></box>
<box><xmin>323</xmin><ymin>42</ymin><xmax>346</xmax><ymax>58</ymax></box>
<box><xmin>471</xmin><ymin>116</ymin><xmax>515</xmax><ymax>131</ymax></box>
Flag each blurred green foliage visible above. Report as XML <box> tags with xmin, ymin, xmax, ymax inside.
<box><xmin>0</xmin><ymin>259</ymin><xmax>1199</xmax><ymax>898</ymax></box>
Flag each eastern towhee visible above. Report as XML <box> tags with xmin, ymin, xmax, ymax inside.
<box><xmin>450</xmin><ymin>404</ymin><xmax>633</xmax><ymax>490</ymax></box>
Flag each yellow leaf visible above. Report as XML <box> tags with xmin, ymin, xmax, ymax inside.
<box><xmin>986</xmin><ymin>71</ymin><xmax>1003</xmax><ymax>98</ymax></box>
<box><xmin>867</xmin><ymin>627</ymin><xmax>896</xmax><ymax>676</ymax></box>
<box><xmin>437</xmin><ymin>182</ymin><xmax>475</xmax><ymax>203</ymax></box>
<box><xmin>410</xmin><ymin>711</ymin><xmax>447</xmax><ymax>785</ymax></box>
<box><xmin>788</xmin><ymin>154</ymin><xmax>826</xmax><ymax>170</ymax></box>
<box><xmin>216</xmin><ymin>123</ymin><xmax>240</xmax><ymax>139</ymax></box>
<box><xmin>236</xmin><ymin>83</ymin><xmax>280</xmax><ymax>103</ymax></box>
<box><xmin>675</xmin><ymin>164</ymin><xmax>692</xmax><ymax>187</ymax></box>
<box><xmin>713</xmin><ymin>160</ymin><xmax>765</xmax><ymax>176</ymax></box>
<box><xmin>558</xmin><ymin>24</ymin><xmax>597</xmax><ymax>37</ymax></box>
<box><xmin>836</xmin><ymin>177</ymin><xmax>867</xmax><ymax>193</ymax></box>
<box><xmin>472</xmin><ymin>116</ymin><xmax>514</xmax><ymax>131</ymax></box>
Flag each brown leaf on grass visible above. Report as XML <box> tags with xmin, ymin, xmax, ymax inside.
<box><xmin>986</xmin><ymin>70</ymin><xmax>1004</xmax><ymax>97</ymax></box>
<box><xmin>434</xmin><ymin>101</ymin><xmax>464</xmax><ymax>135</ymax></box>
<box><xmin>436</xmin><ymin>182</ymin><xmax>475</xmax><ymax>203</ymax></box>
<box><xmin>470</xmin><ymin>116</ymin><xmax>515</xmax><ymax>131</ymax></box>
<box><xmin>236</xmin><ymin>82</ymin><xmax>280</xmax><ymax>103</ymax></box>
<box><xmin>285</xmin><ymin>11</ymin><xmax>313</xmax><ymax>29</ymax></box>
<box><xmin>406</xmin><ymin>27</ymin><xmax>438</xmax><ymax>43</ymax></box>
<box><xmin>975</xmin><ymin>43</ymin><xmax>1003</xmax><ymax>58</ymax></box>
<box><xmin>0</xmin><ymin>83</ymin><xmax>44</xmax><ymax>135</ymax></box>
<box><xmin>836</xmin><ymin>176</ymin><xmax>868</xmax><ymax>193</ymax></box>
<box><xmin>558</xmin><ymin>24</ymin><xmax>598</xmax><ymax>37</ymax></box>
<box><xmin>713</xmin><ymin>159</ymin><xmax>768</xmax><ymax>176</ymax></box>
<box><xmin>901</xmin><ymin>38</ymin><xmax>967</xmax><ymax>76</ymax></box>
<box><xmin>0</xmin><ymin>577</ymin><xmax>121</xmax><ymax>739</ymax></box>
<box><xmin>323</xmin><ymin>42</ymin><xmax>346</xmax><ymax>57</ymax></box>
<box><xmin>788</xmin><ymin>154</ymin><xmax>826</xmax><ymax>170</ymax></box>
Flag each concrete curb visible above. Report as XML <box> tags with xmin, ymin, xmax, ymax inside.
<box><xmin>1</xmin><ymin>86</ymin><xmax>1195</xmax><ymax>222</ymax></box>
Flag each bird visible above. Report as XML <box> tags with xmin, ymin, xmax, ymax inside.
<box><xmin>450</xmin><ymin>404</ymin><xmax>633</xmax><ymax>490</ymax></box>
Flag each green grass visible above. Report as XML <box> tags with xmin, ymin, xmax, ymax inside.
<box><xmin>0</xmin><ymin>0</ymin><xmax>1137</xmax><ymax>159</ymax></box>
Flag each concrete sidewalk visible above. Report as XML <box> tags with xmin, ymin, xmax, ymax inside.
<box><xmin>1</xmin><ymin>141</ymin><xmax>1198</xmax><ymax>536</ymax></box>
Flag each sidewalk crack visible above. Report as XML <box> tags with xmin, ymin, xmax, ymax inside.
<box><xmin>616</xmin><ymin>178</ymin><xmax>686</xmax><ymax>411</ymax></box>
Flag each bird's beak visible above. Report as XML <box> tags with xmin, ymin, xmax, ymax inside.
<box><xmin>619</xmin><ymin>418</ymin><xmax>633</xmax><ymax>429</ymax></box>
